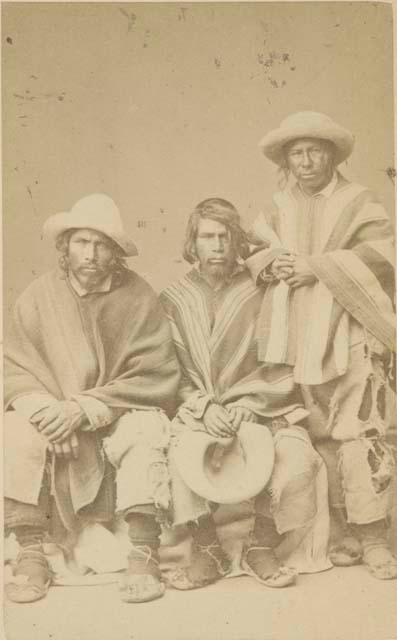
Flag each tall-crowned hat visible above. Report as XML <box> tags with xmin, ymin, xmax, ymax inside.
<box><xmin>259</xmin><ymin>111</ymin><xmax>354</xmax><ymax>166</ymax></box>
<box><xmin>42</xmin><ymin>193</ymin><xmax>138</xmax><ymax>257</ymax></box>
<box><xmin>173</xmin><ymin>422</ymin><xmax>275</xmax><ymax>504</ymax></box>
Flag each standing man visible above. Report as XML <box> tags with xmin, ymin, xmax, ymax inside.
<box><xmin>4</xmin><ymin>193</ymin><xmax>180</xmax><ymax>603</ymax></box>
<box><xmin>160</xmin><ymin>197</ymin><xmax>329</xmax><ymax>591</ymax></box>
<box><xmin>246</xmin><ymin>111</ymin><xmax>396</xmax><ymax>579</ymax></box>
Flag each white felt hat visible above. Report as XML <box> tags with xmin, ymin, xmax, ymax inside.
<box><xmin>174</xmin><ymin>422</ymin><xmax>274</xmax><ymax>504</ymax></box>
<box><xmin>259</xmin><ymin>111</ymin><xmax>354</xmax><ymax>166</ymax></box>
<box><xmin>42</xmin><ymin>193</ymin><xmax>138</xmax><ymax>257</ymax></box>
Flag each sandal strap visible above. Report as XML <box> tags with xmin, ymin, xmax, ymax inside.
<box><xmin>194</xmin><ymin>541</ymin><xmax>231</xmax><ymax>575</ymax></box>
<box><xmin>245</xmin><ymin>545</ymin><xmax>272</xmax><ymax>553</ymax></box>
<box><xmin>129</xmin><ymin>543</ymin><xmax>160</xmax><ymax>566</ymax></box>
<box><xmin>127</xmin><ymin>543</ymin><xmax>162</xmax><ymax>579</ymax></box>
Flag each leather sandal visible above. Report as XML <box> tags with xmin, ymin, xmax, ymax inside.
<box><xmin>241</xmin><ymin>545</ymin><xmax>297</xmax><ymax>588</ymax></box>
<box><xmin>6</xmin><ymin>547</ymin><xmax>52</xmax><ymax>604</ymax></box>
<box><xmin>119</xmin><ymin>544</ymin><xmax>165</xmax><ymax>603</ymax></box>
<box><xmin>167</xmin><ymin>541</ymin><xmax>232</xmax><ymax>590</ymax></box>
<box><xmin>363</xmin><ymin>547</ymin><xmax>397</xmax><ymax>580</ymax></box>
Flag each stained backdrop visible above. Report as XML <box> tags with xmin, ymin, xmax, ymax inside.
<box><xmin>3</xmin><ymin>1</ymin><xmax>394</xmax><ymax>328</ymax></box>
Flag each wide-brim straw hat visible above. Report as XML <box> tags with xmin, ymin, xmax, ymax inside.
<box><xmin>259</xmin><ymin>111</ymin><xmax>354</xmax><ymax>166</ymax></box>
<box><xmin>174</xmin><ymin>421</ymin><xmax>274</xmax><ymax>504</ymax></box>
<box><xmin>42</xmin><ymin>193</ymin><xmax>138</xmax><ymax>257</ymax></box>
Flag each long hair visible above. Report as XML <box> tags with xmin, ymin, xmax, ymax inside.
<box><xmin>183</xmin><ymin>198</ymin><xmax>249</xmax><ymax>264</ymax></box>
<box><xmin>56</xmin><ymin>229</ymin><xmax>128</xmax><ymax>284</ymax></box>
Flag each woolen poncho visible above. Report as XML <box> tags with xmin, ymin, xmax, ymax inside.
<box><xmin>5</xmin><ymin>268</ymin><xmax>180</xmax><ymax>526</ymax></box>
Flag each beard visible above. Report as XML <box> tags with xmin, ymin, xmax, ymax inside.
<box><xmin>202</xmin><ymin>259</ymin><xmax>235</xmax><ymax>282</ymax></box>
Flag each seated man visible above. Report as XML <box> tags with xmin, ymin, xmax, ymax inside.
<box><xmin>246</xmin><ymin>111</ymin><xmax>396</xmax><ymax>580</ymax></box>
<box><xmin>4</xmin><ymin>193</ymin><xmax>180</xmax><ymax>604</ymax></box>
<box><xmin>160</xmin><ymin>197</ymin><xmax>329</xmax><ymax>590</ymax></box>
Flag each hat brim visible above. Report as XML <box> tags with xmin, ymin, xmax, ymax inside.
<box><xmin>259</xmin><ymin>124</ymin><xmax>354</xmax><ymax>167</ymax></box>
<box><xmin>174</xmin><ymin>422</ymin><xmax>274</xmax><ymax>504</ymax></box>
<box><xmin>43</xmin><ymin>212</ymin><xmax>138</xmax><ymax>257</ymax></box>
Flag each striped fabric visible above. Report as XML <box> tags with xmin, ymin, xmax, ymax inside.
<box><xmin>247</xmin><ymin>173</ymin><xmax>395</xmax><ymax>384</ymax></box>
<box><xmin>160</xmin><ymin>268</ymin><xmax>307</xmax><ymax>423</ymax></box>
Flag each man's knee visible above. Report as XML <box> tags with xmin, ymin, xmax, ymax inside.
<box><xmin>269</xmin><ymin>428</ymin><xmax>321</xmax><ymax>532</ymax></box>
<box><xmin>103</xmin><ymin>411</ymin><xmax>171</xmax><ymax>514</ymax></box>
<box><xmin>273</xmin><ymin>427</ymin><xmax>320</xmax><ymax>478</ymax></box>
<box><xmin>103</xmin><ymin>410</ymin><xmax>170</xmax><ymax>467</ymax></box>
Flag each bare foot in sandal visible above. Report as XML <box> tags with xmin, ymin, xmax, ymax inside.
<box><xmin>355</xmin><ymin>519</ymin><xmax>397</xmax><ymax>581</ymax></box>
<box><xmin>119</xmin><ymin>544</ymin><xmax>165</xmax><ymax>603</ymax></box>
<box><xmin>329</xmin><ymin>536</ymin><xmax>363</xmax><ymax>567</ymax></box>
<box><xmin>6</xmin><ymin>546</ymin><xmax>52</xmax><ymax>604</ymax></box>
<box><xmin>363</xmin><ymin>546</ymin><xmax>397</xmax><ymax>580</ymax></box>
<box><xmin>241</xmin><ymin>544</ymin><xmax>297</xmax><ymax>588</ymax></box>
<box><xmin>167</xmin><ymin>540</ymin><xmax>232</xmax><ymax>590</ymax></box>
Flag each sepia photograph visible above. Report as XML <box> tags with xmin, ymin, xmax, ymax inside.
<box><xmin>2</xmin><ymin>1</ymin><xmax>396</xmax><ymax>639</ymax></box>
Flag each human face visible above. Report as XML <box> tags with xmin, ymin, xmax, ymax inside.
<box><xmin>67</xmin><ymin>228</ymin><xmax>115</xmax><ymax>290</ymax></box>
<box><xmin>286</xmin><ymin>138</ymin><xmax>335</xmax><ymax>195</ymax></box>
<box><xmin>195</xmin><ymin>218</ymin><xmax>236</xmax><ymax>282</ymax></box>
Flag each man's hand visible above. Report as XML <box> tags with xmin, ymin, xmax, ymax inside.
<box><xmin>228</xmin><ymin>407</ymin><xmax>255</xmax><ymax>433</ymax></box>
<box><xmin>270</xmin><ymin>254</ymin><xmax>296</xmax><ymax>280</ymax></box>
<box><xmin>203</xmin><ymin>403</ymin><xmax>235</xmax><ymax>438</ymax></box>
<box><xmin>284</xmin><ymin>255</ymin><xmax>317</xmax><ymax>289</ymax></box>
<box><xmin>31</xmin><ymin>400</ymin><xmax>85</xmax><ymax>443</ymax></box>
<box><xmin>48</xmin><ymin>433</ymin><xmax>79</xmax><ymax>460</ymax></box>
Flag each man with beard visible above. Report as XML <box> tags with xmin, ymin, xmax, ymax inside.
<box><xmin>246</xmin><ymin>111</ymin><xmax>396</xmax><ymax>580</ymax></box>
<box><xmin>160</xmin><ymin>197</ymin><xmax>329</xmax><ymax>590</ymax></box>
<box><xmin>4</xmin><ymin>193</ymin><xmax>180</xmax><ymax>604</ymax></box>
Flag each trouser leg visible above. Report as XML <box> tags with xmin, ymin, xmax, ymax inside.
<box><xmin>242</xmin><ymin>427</ymin><xmax>322</xmax><ymax>585</ymax></box>
<box><xmin>103</xmin><ymin>411</ymin><xmax>172</xmax><ymax>602</ymax></box>
<box><xmin>5</xmin><ymin>465</ymin><xmax>52</xmax><ymax>539</ymax></box>
<box><xmin>304</xmin><ymin>347</ymin><xmax>395</xmax><ymax>525</ymax></box>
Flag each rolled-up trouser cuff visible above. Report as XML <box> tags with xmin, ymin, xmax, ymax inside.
<box><xmin>124</xmin><ymin>504</ymin><xmax>158</xmax><ymax>519</ymax></box>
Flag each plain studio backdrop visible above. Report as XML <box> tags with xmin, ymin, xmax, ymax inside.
<box><xmin>2</xmin><ymin>1</ymin><xmax>394</xmax><ymax>329</ymax></box>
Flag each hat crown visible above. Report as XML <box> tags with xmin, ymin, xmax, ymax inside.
<box><xmin>280</xmin><ymin>111</ymin><xmax>335</xmax><ymax>132</ymax></box>
<box><xmin>259</xmin><ymin>110</ymin><xmax>354</xmax><ymax>166</ymax></box>
<box><xmin>70</xmin><ymin>193</ymin><xmax>123</xmax><ymax>231</ymax></box>
<box><xmin>42</xmin><ymin>193</ymin><xmax>139</xmax><ymax>257</ymax></box>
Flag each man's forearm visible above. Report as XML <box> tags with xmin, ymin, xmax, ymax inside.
<box><xmin>72</xmin><ymin>395</ymin><xmax>124</xmax><ymax>431</ymax></box>
<box><xmin>245</xmin><ymin>246</ymin><xmax>289</xmax><ymax>284</ymax></box>
<box><xmin>12</xmin><ymin>393</ymin><xmax>58</xmax><ymax>421</ymax></box>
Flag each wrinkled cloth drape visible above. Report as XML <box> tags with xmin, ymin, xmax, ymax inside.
<box><xmin>5</xmin><ymin>268</ymin><xmax>180</xmax><ymax>527</ymax></box>
<box><xmin>246</xmin><ymin>174</ymin><xmax>395</xmax><ymax>384</ymax></box>
<box><xmin>161</xmin><ymin>268</ymin><xmax>330</xmax><ymax>572</ymax></box>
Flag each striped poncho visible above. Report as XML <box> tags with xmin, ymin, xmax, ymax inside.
<box><xmin>246</xmin><ymin>173</ymin><xmax>395</xmax><ymax>385</ymax></box>
<box><xmin>160</xmin><ymin>268</ymin><xmax>306</xmax><ymax>424</ymax></box>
